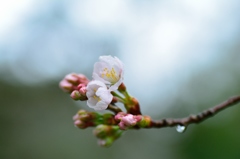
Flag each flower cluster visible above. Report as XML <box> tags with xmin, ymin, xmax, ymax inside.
<box><xmin>73</xmin><ymin>110</ymin><xmax>117</xmax><ymax>129</ymax></box>
<box><xmin>87</xmin><ymin>55</ymin><xmax>124</xmax><ymax>110</ymax></box>
<box><xmin>60</xmin><ymin>55</ymin><xmax>144</xmax><ymax>147</ymax></box>
<box><xmin>59</xmin><ymin>55</ymin><xmax>125</xmax><ymax>110</ymax></box>
<box><xmin>60</xmin><ymin>55</ymin><xmax>240</xmax><ymax>147</ymax></box>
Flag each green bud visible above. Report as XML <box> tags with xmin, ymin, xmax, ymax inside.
<box><xmin>137</xmin><ymin>116</ymin><xmax>152</xmax><ymax>128</ymax></box>
<box><xmin>93</xmin><ymin>125</ymin><xmax>123</xmax><ymax>147</ymax></box>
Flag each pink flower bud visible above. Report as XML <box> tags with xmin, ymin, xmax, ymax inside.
<box><xmin>74</xmin><ymin>120</ymin><xmax>87</xmax><ymax>129</ymax></box>
<box><xmin>77</xmin><ymin>74</ymin><xmax>89</xmax><ymax>85</ymax></box>
<box><xmin>70</xmin><ymin>90</ymin><xmax>81</xmax><ymax>100</ymax></box>
<box><xmin>70</xmin><ymin>88</ymin><xmax>87</xmax><ymax>101</ymax></box>
<box><xmin>98</xmin><ymin>139</ymin><xmax>107</xmax><ymax>147</ymax></box>
<box><xmin>77</xmin><ymin>83</ymin><xmax>85</xmax><ymax>90</ymax></box>
<box><xmin>114</xmin><ymin>112</ymin><xmax>127</xmax><ymax>121</ymax></box>
<box><xmin>59</xmin><ymin>73</ymin><xmax>89</xmax><ymax>94</ymax></box>
<box><xmin>79</xmin><ymin>86</ymin><xmax>87</xmax><ymax>95</ymax></box>
<box><xmin>59</xmin><ymin>79</ymin><xmax>73</xmax><ymax>92</ymax></box>
<box><xmin>72</xmin><ymin>110</ymin><xmax>100</xmax><ymax>129</ymax></box>
<box><xmin>118</xmin><ymin>121</ymin><xmax>127</xmax><ymax>130</ymax></box>
<box><xmin>65</xmin><ymin>73</ymin><xmax>89</xmax><ymax>85</ymax></box>
<box><xmin>121</xmin><ymin>114</ymin><xmax>137</xmax><ymax>126</ymax></box>
<box><xmin>73</xmin><ymin>110</ymin><xmax>92</xmax><ymax>121</ymax></box>
<box><xmin>65</xmin><ymin>73</ymin><xmax>79</xmax><ymax>84</ymax></box>
<box><xmin>115</xmin><ymin>112</ymin><xmax>142</xmax><ymax>130</ymax></box>
<box><xmin>72</xmin><ymin>114</ymin><xmax>79</xmax><ymax>121</ymax></box>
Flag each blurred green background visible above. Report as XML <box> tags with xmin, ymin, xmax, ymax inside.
<box><xmin>1</xmin><ymin>1</ymin><xmax>240</xmax><ymax>159</ymax></box>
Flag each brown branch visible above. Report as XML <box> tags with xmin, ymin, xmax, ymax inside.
<box><xmin>151</xmin><ymin>96</ymin><xmax>240</xmax><ymax>128</ymax></box>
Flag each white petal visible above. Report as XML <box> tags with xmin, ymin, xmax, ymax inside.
<box><xmin>87</xmin><ymin>97</ymin><xmax>98</xmax><ymax>107</ymax></box>
<box><xmin>92</xmin><ymin>55</ymin><xmax>124</xmax><ymax>90</ymax></box>
<box><xmin>92</xmin><ymin>72</ymin><xmax>111</xmax><ymax>85</ymax></box>
<box><xmin>97</xmin><ymin>88</ymin><xmax>113</xmax><ymax>103</ymax></box>
<box><xmin>99</xmin><ymin>55</ymin><xmax>114</xmax><ymax>64</ymax></box>
<box><xmin>86</xmin><ymin>80</ymin><xmax>112</xmax><ymax>111</ymax></box>
<box><xmin>95</xmin><ymin>101</ymin><xmax>109</xmax><ymax>110</ymax></box>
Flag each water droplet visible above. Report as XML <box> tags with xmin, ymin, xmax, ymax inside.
<box><xmin>176</xmin><ymin>125</ymin><xmax>186</xmax><ymax>133</ymax></box>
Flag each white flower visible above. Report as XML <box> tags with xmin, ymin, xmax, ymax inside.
<box><xmin>86</xmin><ymin>80</ymin><xmax>113</xmax><ymax>110</ymax></box>
<box><xmin>92</xmin><ymin>55</ymin><xmax>124</xmax><ymax>91</ymax></box>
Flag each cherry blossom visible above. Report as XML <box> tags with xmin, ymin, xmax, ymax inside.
<box><xmin>92</xmin><ymin>55</ymin><xmax>124</xmax><ymax>91</ymax></box>
<box><xmin>86</xmin><ymin>80</ymin><xmax>113</xmax><ymax>110</ymax></box>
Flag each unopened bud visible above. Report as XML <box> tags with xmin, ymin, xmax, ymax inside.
<box><xmin>97</xmin><ymin>137</ymin><xmax>114</xmax><ymax>147</ymax></box>
<box><xmin>77</xmin><ymin>74</ymin><xmax>89</xmax><ymax>85</ymax></box>
<box><xmin>111</xmin><ymin>97</ymin><xmax>118</xmax><ymax>103</ymax></box>
<box><xmin>114</xmin><ymin>112</ymin><xmax>127</xmax><ymax>121</ymax></box>
<box><xmin>65</xmin><ymin>73</ymin><xmax>89</xmax><ymax>85</ymax></box>
<box><xmin>70</xmin><ymin>89</ymin><xmax>87</xmax><ymax>101</ymax></box>
<box><xmin>74</xmin><ymin>120</ymin><xmax>88</xmax><ymax>129</ymax></box>
<box><xmin>59</xmin><ymin>73</ymin><xmax>89</xmax><ymax>94</ymax></box>
<box><xmin>73</xmin><ymin>110</ymin><xmax>96</xmax><ymax>121</ymax></box>
<box><xmin>115</xmin><ymin>112</ymin><xmax>142</xmax><ymax>130</ymax></box>
<box><xmin>93</xmin><ymin>125</ymin><xmax>123</xmax><ymax>147</ymax></box>
<box><xmin>102</xmin><ymin>113</ymin><xmax>117</xmax><ymax>125</ymax></box>
<box><xmin>79</xmin><ymin>86</ymin><xmax>87</xmax><ymax>95</ymax></box>
<box><xmin>125</xmin><ymin>97</ymin><xmax>142</xmax><ymax>115</ymax></box>
<box><xmin>70</xmin><ymin>90</ymin><xmax>81</xmax><ymax>100</ymax></box>
<box><xmin>138</xmin><ymin>116</ymin><xmax>152</xmax><ymax>128</ymax></box>
<box><xmin>65</xmin><ymin>73</ymin><xmax>79</xmax><ymax>84</ymax></box>
<box><xmin>59</xmin><ymin>80</ymin><xmax>73</xmax><ymax>92</ymax></box>
<box><xmin>73</xmin><ymin>110</ymin><xmax>95</xmax><ymax>129</ymax></box>
<box><xmin>94</xmin><ymin>125</ymin><xmax>110</xmax><ymax>138</ymax></box>
<box><xmin>121</xmin><ymin>114</ymin><xmax>138</xmax><ymax>126</ymax></box>
<box><xmin>118</xmin><ymin>83</ymin><xmax>126</xmax><ymax>92</ymax></box>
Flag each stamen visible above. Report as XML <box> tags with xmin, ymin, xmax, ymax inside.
<box><xmin>93</xmin><ymin>95</ymin><xmax>101</xmax><ymax>102</ymax></box>
<box><xmin>101</xmin><ymin>67</ymin><xmax>118</xmax><ymax>82</ymax></box>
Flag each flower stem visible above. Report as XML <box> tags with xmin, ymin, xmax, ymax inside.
<box><xmin>122</xmin><ymin>91</ymin><xmax>131</xmax><ymax>101</ymax></box>
<box><xmin>111</xmin><ymin>92</ymin><xmax>126</xmax><ymax>103</ymax></box>
<box><xmin>107</xmin><ymin>104</ymin><xmax>123</xmax><ymax>114</ymax></box>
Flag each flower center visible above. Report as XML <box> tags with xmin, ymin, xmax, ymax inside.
<box><xmin>101</xmin><ymin>67</ymin><xmax>118</xmax><ymax>83</ymax></box>
<box><xmin>93</xmin><ymin>95</ymin><xmax>101</xmax><ymax>102</ymax></box>
<box><xmin>93</xmin><ymin>88</ymin><xmax>101</xmax><ymax>102</ymax></box>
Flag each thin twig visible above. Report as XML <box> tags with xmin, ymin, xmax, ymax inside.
<box><xmin>151</xmin><ymin>96</ymin><xmax>240</xmax><ymax>128</ymax></box>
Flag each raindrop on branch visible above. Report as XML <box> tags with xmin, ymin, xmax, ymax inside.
<box><xmin>176</xmin><ymin>125</ymin><xmax>187</xmax><ymax>133</ymax></box>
